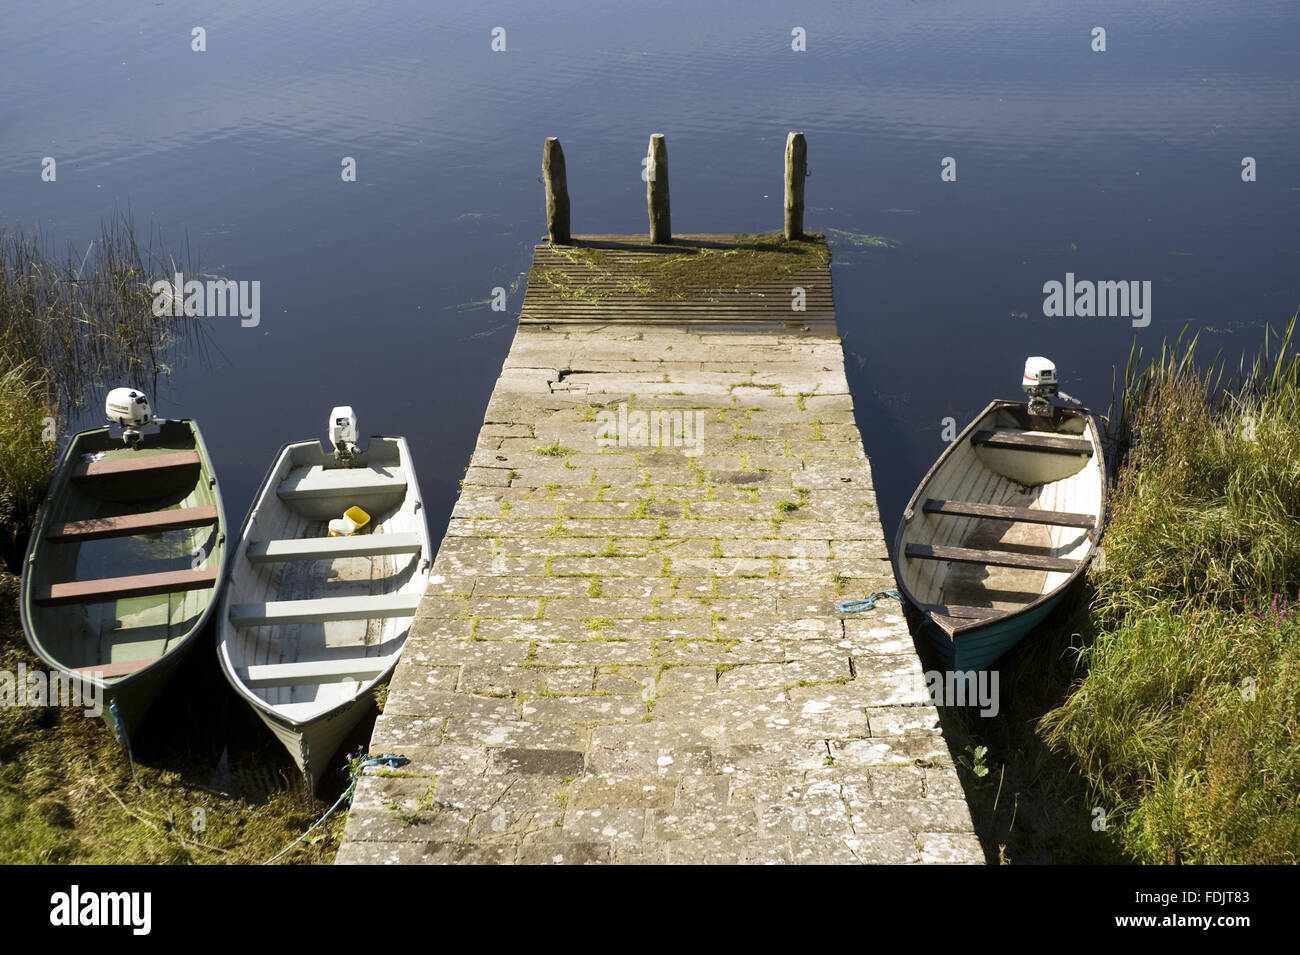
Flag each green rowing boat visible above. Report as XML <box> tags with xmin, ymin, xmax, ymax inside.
<box><xmin>20</xmin><ymin>416</ymin><xmax>227</xmax><ymax>743</ymax></box>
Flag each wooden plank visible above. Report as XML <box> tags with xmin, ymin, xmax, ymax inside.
<box><xmin>519</xmin><ymin>235</ymin><xmax>834</xmax><ymax>325</ymax></box>
<box><xmin>922</xmin><ymin>498</ymin><xmax>1095</xmax><ymax>528</ymax></box>
<box><xmin>972</xmin><ymin>430</ymin><xmax>1093</xmax><ymax>456</ymax></box>
<box><xmin>276</xmin><ymin>466</ymin><xmax>406</xmax><ymax>501</ymax></box>
<box><xmin>73</xmin><ymin>657</ymin><xmax>160</xmax><ymax>679</ymax></box>
<box><xmin>229</xmin><ymin>593</ymin><xmax>422</xmax><ymax>628</ymax></box>
<box><xmin>48</xmin><ymin>505</ymin><xmax>219</xmax><ymax>542</ymax></box>
<box><xmin>247</xmin><ymin>532</ymin><xmax>423</xmax><ymax>563</ymax></box>
<box><xmin>904</xmin><ymin>543</ymin><xmax>1080</xmax><ymax>574</ymax></box>
<box><xmin>71</xmin><ymin>450</ymin><xmax>200</xmax><ymax>481</ymax></box>
<box><xmin>34</xmin><ymin>567</ymin><xmax>218</xmax><ymax>606</ymax></box>
<box><xmin>922</xmin><ymin>603</ymin><xmax>1006</xmax><ymax>622</ymax></box>
<box><xmin>242</xmin><ymin>656</ymin><xmax>395</xmax><ymax>688</ymax></box>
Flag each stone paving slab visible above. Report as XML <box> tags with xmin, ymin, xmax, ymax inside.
<box><xmin>337</xmin><ymin>280</ymin><xmax>982</xmax><ymax>865</ymax></box>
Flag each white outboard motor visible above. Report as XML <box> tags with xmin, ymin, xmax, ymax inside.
<box><xmin>1021</xmin><ymin>357</ymin><xmax>1081</xmax><ymax>415</ymax></box>
<box><xmin>329</xmin><ymin>405</ymin><xmax>359</xmax><ymax>466</ymax></box>
<box><xmin>105</xmin><ymin>388</ymin><xmax>153</xmax><ymax>446</ymax></box>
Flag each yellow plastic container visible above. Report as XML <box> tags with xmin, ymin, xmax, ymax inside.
<box><xmin>328</xmin><ymin>505</ymin><xmax>372</xmax><ymax>536</ymax></box>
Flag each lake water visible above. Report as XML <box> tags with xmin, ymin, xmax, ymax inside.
<box><xmin>4</xmin><ymin>0</ymin><xmax>1298</xmax><ymax>539</ymax></box>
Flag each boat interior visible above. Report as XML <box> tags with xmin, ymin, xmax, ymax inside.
<box><xmin>28</xmin><ymin>421</ymin><xmax>222</xmax><ymax>679</ymax></box>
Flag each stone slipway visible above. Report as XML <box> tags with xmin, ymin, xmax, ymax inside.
<box><xmin>336</xmin><ymin>242</ymin><xmax>983</xmax><ymax>865</ymax></box>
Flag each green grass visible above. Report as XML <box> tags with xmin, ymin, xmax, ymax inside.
<box><xmin>0</xmin><ymin>574</ymin><xmax>349</xmax><ymax>864</ymax></box>
<box><xmin>1036</xmin><ymin>319</ymin><xmax>1300</xmax><ymax>864</ymax></box>
<box><xmin>0</xmin><ymin>360</ymin><xmax>56</xmax><ymax>566</ymax></box>
<box><xmin>533</xmin><ymin>441</ymin><xmax>575</xmax><ymax>457</ymax></box>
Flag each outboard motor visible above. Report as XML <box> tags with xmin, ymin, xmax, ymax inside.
<box><xmin>105</xmin><ymin>388</ymin><xmax>153</xmax><ymax>447</ymax></box>
<box><xmin>329</xmin><ymin>405</ymin><xmax>359</xmax><ymax>467</ymax></box>
<box><xmin>1022</xmin><ymin>357</ymin><xmax>1058</xmax><ymax>416</ymax></box>
<box><xmin>1022</xmin><ymin>357</ymin><xmax>1081</xmax><ymax>416</ymax></box>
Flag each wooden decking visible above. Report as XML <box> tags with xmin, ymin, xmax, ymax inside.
<box><xmin>520</xmin><ymin>235</ymin><xmax>835</xmax><ymax>329</ymax></box>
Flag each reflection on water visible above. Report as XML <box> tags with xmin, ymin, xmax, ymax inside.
<box><xmin>3</xmin><ymin>0</ymin><xmax>1296</xmax><ymax>539</ymax></box>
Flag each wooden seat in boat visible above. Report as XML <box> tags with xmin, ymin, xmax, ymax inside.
<box><xmin>276</xmin><ymin>466</ymin><xmax>407</xmax><ymax>502</ymax></box>
<box><xmin>72</xmin><ymin>657</ymin><xmax>161</xmax><ymax>679</ymax></box>
<box><xmin>971</xmin><ymin>430</ymin><xmax>1092</xmax><ymax>456</ymax></box>
<box><xmin>922</xmin><ymin>498</ymin><xmax>1096</xmax><ymax>528</ymax></box>
<box><xmin>33</xmin><ymin>567</ymin><xmax>219</xmax><ymax>606</ymax></box>
<box><xmin>47</xmin><ymin>505</ymin><xmax>219</xmax><ymax>542</ymax></box>
<box><xmin>904</xmin><ymin>542</ymin><xmax>1080</xmax><ymax>573</ymax></box>
<box><xmin>241</xmin><ymin>656</ymin><xmax>395</xmax><ymax>688</ymax></box>
<box><xmin>921</xmin><ymin>602</ymin><xmax>1005</xmax><ymax>621</ymax></box>
<box><xmin>228</xmin><ymin>593</ymin><xmax>422</xmax><ymax>628</ymax></box>
<box><xmin>245</xmin><ymin>532</ymin><xmax>423</xmax><ymax>563</ymax></box>
<box><xmin>71</xmin><ymin>450</ymin><xmax>201</xmax><ymax>481</ymax></box>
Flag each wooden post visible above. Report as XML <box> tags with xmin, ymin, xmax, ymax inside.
<box><xmin>784</xmin><ymin>131</ymin><xmax>806</xmax><ymax>240</ymax></box>
<box><xmin>543</xmin><ymin>137</ymin><xmax>571</xmax><ymax>244</ymax></box>
<box><xmin>646</xmin><ymin>134</ymin><xmax>671</xmax><ymax>244</ymax></box>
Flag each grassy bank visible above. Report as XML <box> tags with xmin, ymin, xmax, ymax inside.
<box><xmin>0</xmin><ymin>219</ymin><xmax>347</xmax><ymax>864</ymax></box>
<box><xmin>0</xmin><ymin>572</ymin><xmax>352</xmax><ymax>864</ymax></box>
<box><xmin>947</xmin><ymin>319</ymin><xmax>1300</xmax><ymax>864</ymax></box>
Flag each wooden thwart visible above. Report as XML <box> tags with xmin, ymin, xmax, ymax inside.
<box><xmin>47</xmin><ymin>505</ymin><xmax>219</xmax><ymax>542</ymax></box>
<box><xmin>246</xmin><ymin>532</ymin><xmax>423</xmax><ymax>563</ymax></box>
<box><xmin>922</xmin><ymin>498</ymin><xmax>1096</xmax><ymax>528</ymax></box>
<box><xmin>972</xmin><ymin>430</ymin><xmax>1093</xmax><ymax>456</ymax></box>
<box><xmin>73</xmin><ymin>657</ymin><xmax>160</xmax><ymax>679</ymax></box>
<box><xmin>905</xmin><ymin>543</ymin><xmax>1080</xmax><ymax>574</ymax></box>
<box><xmin>276</xmin><ymin>466</ymin><xmax>407</xmax><ymax>501</ymax></box>
<box><xmin>71</xmin><ymin>450</ymin><xmax>201</xmax><ymax>481</ymax></box>
<box><xmin>229</xmin><ymin>593</ymin><xmax>422</xmax><ymax>628</ymax></box>
<box><xmin>34</xmin><ymin>567</ymin><xmax>219</xmax><ymax>606</ymax></box>
<box><xmin>242</xmin><ymin>656</ymin><xmax>395</xmax><ymax>688</ymax></box>
<box><xmin>922</xmin><ymin>603</ymin><xmax>1006</xmax><ymax>622</ymax></box>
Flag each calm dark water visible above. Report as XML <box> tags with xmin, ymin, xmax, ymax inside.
<box><xmin>4</xmin><ymin>0</ymin><xmax>1298</xmax><ymax>538</ymax></box>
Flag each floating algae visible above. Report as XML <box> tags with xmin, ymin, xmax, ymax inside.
<box><xmin>823</xmin><ymin>227</ymin><xmax>901</xmax><ymax>249</ymax></box>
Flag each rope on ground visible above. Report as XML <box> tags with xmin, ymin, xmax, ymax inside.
<box><xmin>109</xmin><ymin>697</ymin><xmax>142</xmax><ymax>789</ymax></box>
<box><xmin>262</xmin><ymin>753</ymin><xmax>409</xmax><ymax>865</ymax></box>
<box><xmin>835</xmin><ymin>589</ymin><xmax>903</xmax><ymax>614</ymax></box>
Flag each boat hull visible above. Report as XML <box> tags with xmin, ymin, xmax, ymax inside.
<box><xmin>913</xmin><ymin>589</ymin><xmax>1065</xmax><ymax>672</ymax></box>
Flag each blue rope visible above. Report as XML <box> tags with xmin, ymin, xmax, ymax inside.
<box><xmin>262</xmin><ymin>753</ymin><xmax>409</xmax><ymax>865</ymax></box>
<box><xmin>109</xmin><ymin>697</ymin><xmax>141</xmax><ymax>789</ymax></box>
<box><xmin>836</xmin><ymin>589</ymin><xmax>903</xmax><ymax>614</ymax></box>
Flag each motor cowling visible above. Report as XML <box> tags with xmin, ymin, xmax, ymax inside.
<box><xmin>106</xmin><ymin>388</ymin><xmax>153</xmax><ymax>445</ymax></box>
<box><xmin>1022</xmin><ymin>357</ymin><xmax>1059</xmax><ymax>416</ymax></box>
<box><xmin>329</xmin><ymin>405</ymin><xmax>359</xmax><ymax>465</ymax></box>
